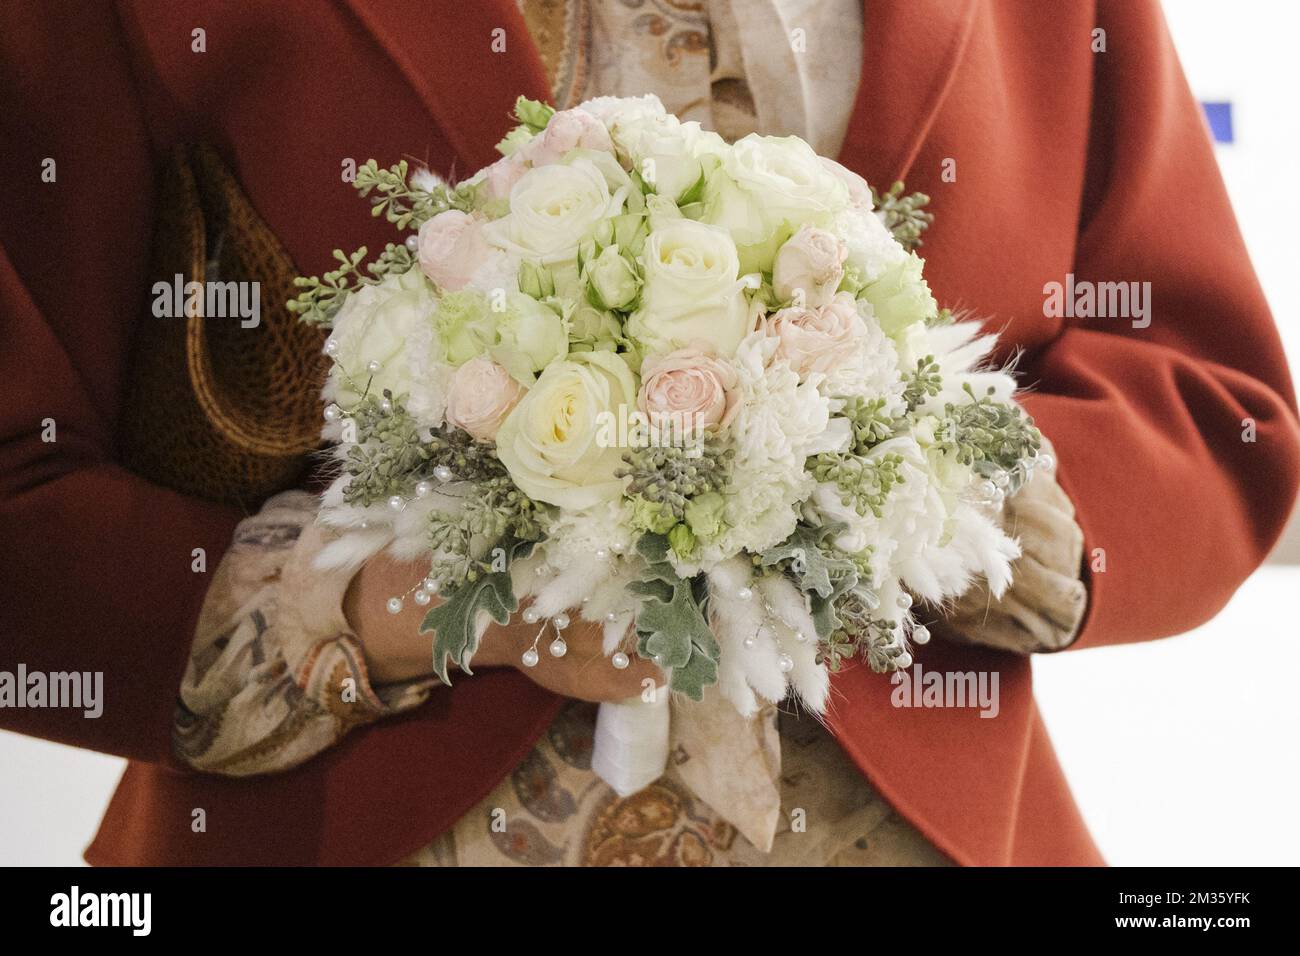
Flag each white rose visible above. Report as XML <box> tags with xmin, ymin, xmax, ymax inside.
<box><xmin>324</xmin><ymin>268</ymin><xmax>437</xmax><ymax>409</ymax></box>
<box><xmin>495</xmin><ymin>350</ymin><xmax>640</xmax><ymax>510</ymax></box>
<box><xmin>626</xmin><ymin>219</ymin><xmax>753</xmax><ymax>358</ymax></box>
<box><xmin>484</xmin><ymin>158</ymin><xmax>626</xmax><ymax>269</ymax></box>
<box><xmin>614</xmin><ymin>114</ymin><xmax>725</xmax><ymax>202</ymax></box>
<box><xmin>701</xmin><ymin>134</ymin><xmax>849</xmax><ymax>272</ymax></box>
<box><xmin>576</xmin><ymin>93</ymin><xmax>667</xmax><ymax>127</ymax></box>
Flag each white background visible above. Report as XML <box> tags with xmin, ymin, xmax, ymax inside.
<box><xmin>1</xmin><ymin>0</ymin><xmax>1297</xmax><ymax>866</ymax></box>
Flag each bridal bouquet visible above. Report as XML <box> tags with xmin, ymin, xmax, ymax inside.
<box><xmin>291</xmin><ymin>95</ymin><xmax>1044</xmax><ymax>794</ymax></box>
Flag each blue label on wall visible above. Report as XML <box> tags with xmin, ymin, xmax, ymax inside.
<box><xmin>1202</xmin><ymin>101</ymin><xmax>1234</xmax><ymax>143</ymax></box>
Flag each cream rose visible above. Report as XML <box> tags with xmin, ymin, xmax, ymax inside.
<box><xmin>613</xmin><ymin>113</ymin><xmax>725</xmax><ymax>202</ymax></box>
<box><xmin>324</xmin><ymin>268</ymin><xmax>438</xmax><ymax>408</ymax></box>
<box><xmin>772</xmin><ymin>226</ymin><xmax>847</xmax><ymax>309</ymax></box>
<box><xmin>494</xmin><ymin>350</ymin><xmax>639</xmax><ymax>509</ymax></box>
<box><xmin>700</xmin><ymin>134</ymin><xmax>849</xmax><ymax>271</ymax></box>
<box><xmin>766</xmin><ymin>292</ymin><xmax>865</xmax><ymax>378</ymax></box>
<box><xmin>484</xmin><ymin>158</ymin><xmax>625</xmax><ymax>266</ymax></box>
<box><xmin>444</xmin><ymin>357</ymin><xmax>523</xmax><ymax>441</ymax></box>
<box><xmin>626</xmin><ymin>219</ymin><xmax>752</xmax><ymax>358</ymax></box>
<box><xmin>638</xmin><ymin>348</ymin><xmax>739</xmax><ymax>437</ymax></box>
<box><xmin>417</xmin><ymin>210</ymin><xmax>493</xmax><ymax>291</ymax></box>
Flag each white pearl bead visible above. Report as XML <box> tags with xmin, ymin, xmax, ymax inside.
<box><xmin>366</xmin><ymin>360</ymin><xmax>381</xmax><ymax>374</ymax></box>
<box><xmin>521</xmin><ymin>648</ymin><xmax>539</xmax><ymax>668</ymax></box>
<box><xmin>413</xmin><ymin>589</ymin><xmax>431</xmax><ymax>606</ymax></box>
<box><xmin>794</xmin><ymin>631</ymin><xmax>807</xmax><ymax>643</ymax></box>
<box><xmin>553</xmin><ymin>613</ymin><xmax>570</xmax><ymax>630</ymax></box>
<box><xmin>594</xmin><ymin>548</ymin><xmax>608</xmax><ymax>561</ymax></box>
<box><xmin>605</xmin><ymin>612</ymin><xmax>617</xmax><ymax>623</ymax></box>
<box><xmin>323</xmin><ymin>404</ymin><xmax>341</xmax><ymax>422</ymax></box>
<box><xmin>1037</xmin><ymin>453</ymin><xmax>1055</xmax><ymax>472</ymax></box>
<box><xmin>379</xmin><ymin>398</ymin><xmax>393</xmax><ymax>413</ymax></box>
<box><xmin>610</xmin><ymin>542</ymin><xmax>626</xmax><ymax>555</ymax></box>
<box><xmin>976</xmin><ymin>478</ymin><xmax>997</xmax><ymax>500</ymax></box>
<box><xmin>896</xmin><ymin>652</ymin><xmax>913</xmax><ymax>669</ymax></box>
<box><xmin>993</xmin><ymin>471</ymin><xmax>1010</xmax><ymax>489</ymax></box>
<box><xmin>386</xmin><ymin>597</ymin><xmax>403</xmax><ymax>615</ymax></box>
<box><xmin>743</xmin><ymin>636</ymin><xmax>755</xmax><ymax>649</ymax></box>
<box><xmin>611</xmin><ymin>652</ymin><xmax>630</xmax><ymax>670</ymax></box>
<box><xmin>387</xmin><ymin>495</ymin><xmax>404</xmax><ymax>512</ymax></box>
<box><xmin>324</xmin><ymin>338</ymin><xmax>339</xmax><ymax>355</ymax></box>
<box><xmin>549</xmin><ymin>638</ymin><xmax>567</xmax><ymax>658</ymax></box>
<box><xmin>896</xmin><ymin>592</ymin><xmax>913</xmax><ymax>609</ymax></box>
<box><xmin>424</xmin><ymin>578</ymin><xmax>439</xmax><ymax>593</ymax></box>
<box><xmin>778</xmin><ymin>654</ymin><xmax>795</xmax><ymax>673</ymax></box>
<box><xmin>911</xmin><ymin>624</ymin><xmax>931</xmax><ymax>645</ymax></box>
<box><xmin>434</xmin><ymin>465</ymin><xmax>453</xmax><ymax>482</ymax></box>
<box><xmin>415</xmin><ymin>481</ymin><xmax>432</xmax><ymax>498</ymax></box>
<box><xmin>736</xmin><ymin>586</ymin><xmax>754</xmax><ymax>601</ymax></box>
<box><xmin>405</xmin><ymin>234</ymin><xmax>420</xmax><ymax>251</ymax></box>
<box><xmin>522</xmin><ymin>608</ymin><xmax>541</xmax><ymax>625</ymax></box>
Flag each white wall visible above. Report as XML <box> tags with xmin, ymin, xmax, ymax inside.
<box><xmin>2</xmin><ymin>0</ymin><xmax>1298</xmax><ymax>867</ymax></box>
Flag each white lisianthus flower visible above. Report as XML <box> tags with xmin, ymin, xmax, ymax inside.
<box><xmin>484</xmin><ymin>157</ymin><xmax>627</xmax><ymax>271</ymax></box>
<box><xmin>627</xmin><ymin>219</ymin><xmax>753</xmax><ymax>358</ymax></box>
<box><xmin>324</xmin><ymin>268</ymin><xmax>439</xmax><ymax>411</ymax></box>
<box><xmin>700</xmin><ymin>134</ymin><xmax>849</xmax><ymax>273</ymax></box>
<box><xmin>859</xmin><ymin>251</ymin><xmax>939</xmax><ymax>335</ymax></box>
<box><xmin>495</xmin><ymin>350</ymin><xmax>640</xmax><ymax>510</ymax></box>
<box><xmin>491</xmin><ymin>292</ymin><xmax>569</xmax><ymax>382</ymax></box>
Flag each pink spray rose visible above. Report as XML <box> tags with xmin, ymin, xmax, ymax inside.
<box><xmin>417</xmin><ymin>210</ymin><xmax>493</xmax><ymax>291</ymax></box>
<box><xmin>766</xmin><ymin>292</ymin><xmax>864</xmax><ymax>378</ymax></box>
<box><xmin>772</xmin><ymin>225</ymin><xmax>847</xmax><ymax>309</ymax></box>
<box><xmin>525</xmin><ymin>108</ymin><xmax>615</xmax><ymax>166</ymax></box>
<box><xmin>637</xmin><ymin>348</ymin><xmax>739</xmax><ymax>439</ymax></box>
<box><xmin>445</xmin><ymin>357</ymin><xmax>524</xmax><ymax>441</ymax></box>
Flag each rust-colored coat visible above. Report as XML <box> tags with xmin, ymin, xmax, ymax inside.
<box><xmin>1</xmin><ymin>0</ymin><xmax>1296</xmax><ymax>866</ymax></box>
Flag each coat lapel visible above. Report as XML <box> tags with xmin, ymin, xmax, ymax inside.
<box><xmin>341</xmin><ymin>0</ymin><xmax>552</xmax><ymax>174</ymax></box>
<box><xmin>838</xmin><ymin>0</ymin><xmax>979</xmax><ymax>188</ymax></box>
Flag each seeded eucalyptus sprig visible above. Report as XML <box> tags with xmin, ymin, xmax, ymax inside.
<box><xmin>871</xmin><ymin>180</ymin><xmax>934</xmax><ymax>251</ymax></box>
<box><xmin>811</xmin><ymin>451</ymin><xmax>906</xmax><ymax>518</ymax></box>
<box><xmin>903</xmin><ymin>356</ymin><xmax>944</xmax><ymax>410</ymax></box>
<box><xmin>839</xmin><ymin>396</ymin><xmax>898</xmax><ymax>452</ymax></box>
<box><xmin>937</xmin><ymin>382</ymin><xmax>1043</xmax><ymax>475</ymax></box>
<box><xmin>617</xmin><ymin>439</ymin><xmax>734</xmax><ymax>521</ymax></box>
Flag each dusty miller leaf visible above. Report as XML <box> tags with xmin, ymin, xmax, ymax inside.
<box><xmin>420</xmin><ymin>572</ymin><xmax>517</xmax><ymax>683</ymax></box>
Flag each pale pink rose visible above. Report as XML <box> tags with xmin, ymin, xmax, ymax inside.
<box><xmin>772</xmin><ymin>226</ymin><xmax>847</xmax><ymax>309</ymax></box>
<box><xmin>445</xmin><ymin>357</ymin><xmax>524</xmax><ymax>441</ymax></box>
<box><xmin>637</xmin><ymin>348</ymin><xmax>739</xmax><ymax>438</ymax></box>
<box><xmin>820</xmin><ymin>157</ymin><xmax>874</xmax><ymax>209</ymax></box>
<box><xmin>417</xmin><ymin>210</ymin><xmax>492</xmax><ymax>291</ymax></box>
<box><xmin>479</xmin><ymin>152</ymin><xmax>528</xmax><ymax>201</ymax></box>
<box><xmin>766</xmin><ymin>292</ymin><xmax>864</xmax><ymax>378</ymax></box>
<box><xmin>525</xmin><ymin>108</ymin><xmax>614</xmax><ymax>166</ymax></box>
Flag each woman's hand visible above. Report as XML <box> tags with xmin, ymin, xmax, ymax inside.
<box><xmin>343</xmin><ymin>551</ymin><xmax>662</xmax><ymax>701</ymax></box>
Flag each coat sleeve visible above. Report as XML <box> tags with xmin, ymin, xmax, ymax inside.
<box><xmin>1020</xmin><ymin>0</ymin><xmax>1300</xmax><ymax>649</ymax></box>
<box><xmin>0</xmin><ymin>4</ymin><xmax>242</xmax><ymax>760</ymax></box>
